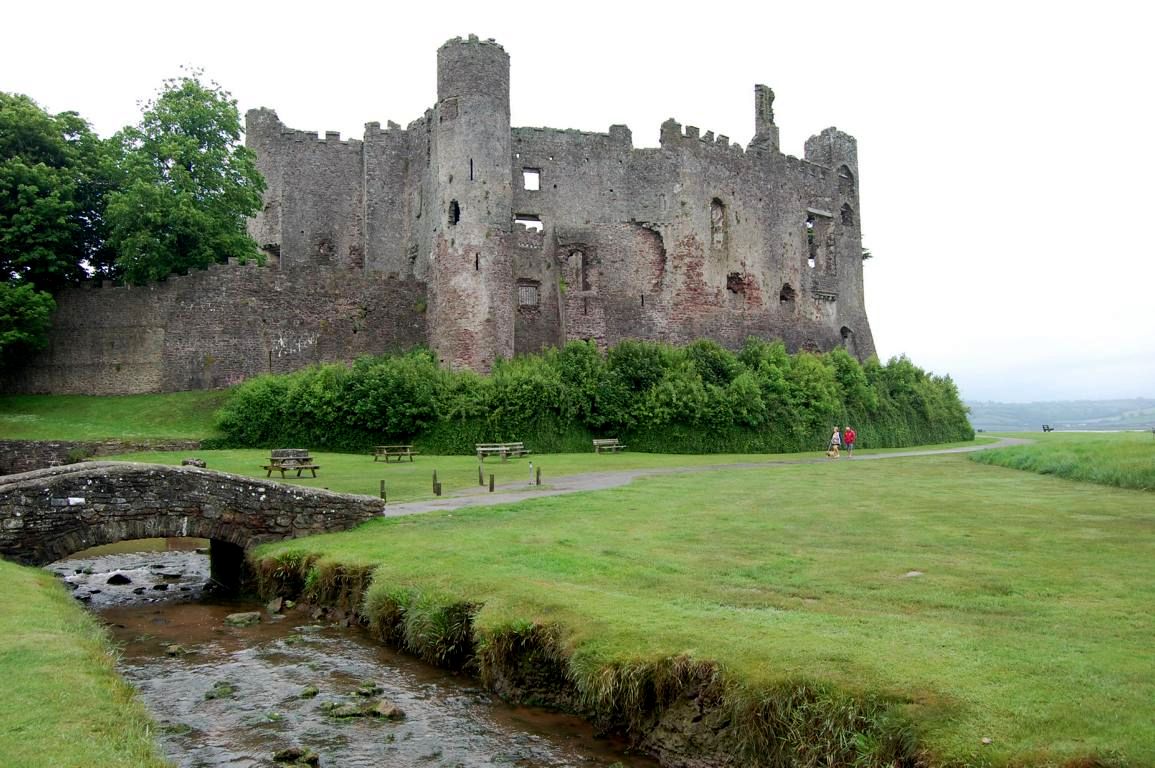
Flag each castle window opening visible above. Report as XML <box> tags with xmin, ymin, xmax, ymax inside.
<box><xmin>727</xmin><ymin>272</ymin><xmax>745</xmax><ymax>294</ymax></box>
<box><xmin>523</xmin><ymin>168</ymin><xmax>540</xmax><ymax>191</ymax></box>
<box><xmin>514</xmin><ymin>214</ymin><xmax>543</xmax><ymax>232</ymax></box>
<box><xmin>449</xmin><ymin>200</ymin><xmax>460</xmax><ymax>226</ymax></box>
<box><xmin>470</xmin><ymin>158</ymin><xmax>474</xmax><ymax>181</ymax></box>
<box><xmin>518</xmin><ymin>281</ymin><xmax>540</xmax><ymax>307</ymax></box>
<box><xmin>841</xmin><ymin>203</ymin><xmax>854</xmax><ymax>226</ymax></box>
<box><xmin>838</xmin><ymin>165</ymin><xmax>854</xmax><ymax>195</ymax></box>
<box><xmin>710</xmin><ymin>198</ymin><xmax>726</xmax><ymax>249</ymax></box>
<box><xmin>806</xmin><ymin>216</ymin><xmax>816</xmax><ymax>269</ymax></box>
<box><xmin>571</xmin><ymin>250</ymin><xmax>590</xmax><ymax>291</ymax></box>
<box><xmin>779</xmin><ymin>283</ymin><xmax>796</xmax><ymax>303</ymax></box>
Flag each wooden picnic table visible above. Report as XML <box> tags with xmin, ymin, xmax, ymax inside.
<box><xmin>373</xmin><ymin>445</ymin><xmax>419</xmax><ymax>462</ymax></box>
<box><xmin>475</xmin><ymin>442</ymin><xmax>530</xmax><ymax>462</ymax></box>
<box><xmin>263</xmin><ymin>448</ymin><xmax>320</xmax><ymax>478</ymax></box>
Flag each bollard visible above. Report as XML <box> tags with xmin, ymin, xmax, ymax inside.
<box><xmin>380</xmin><ymin>479</ymin><xmax>386</xmax><ymax>501</ymax></box>
<box><xmin>432</xmin><ymin>469</ymin><xmax>438</xmax><ymax>493</ymax></box>
<box><xmin>489</xmin><ymin>474</ymin><xmax>495</xmax><ymax>493</ymax></box>
<box><xmin>528</xmin><ymin>461</ymin><xmax>534</xmax><ymax>486</ymax></box>
<box><xmin>479</xmin><ymin>464</ymin><xmax>484</xmax><ymax>486</ymax></box>
<box><xmin>434</xmin><ymin>481</ymin><xmax>442</xmax><ymax>496</ymax></box>
<box><xmin>536</xmin><ymin>466</ymin><xmax>541</xmax><ymax>486</ymax></box>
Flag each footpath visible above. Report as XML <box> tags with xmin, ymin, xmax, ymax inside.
<box><xmin>381</xmin><ymin>437</ymin><xmax>1030</xmax><ymax>519</ymax></box>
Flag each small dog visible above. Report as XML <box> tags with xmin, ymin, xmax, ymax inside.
<box><xmin>826</xmin><ymin>445</ymin><xmax>840</xmax><ymax>458</ymax></box>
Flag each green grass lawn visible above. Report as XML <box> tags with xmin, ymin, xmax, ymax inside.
<box><xmin>105</xmin><ymin>439</ymin><xmax>991</xmax><ymax>502</ymax></box>
<box><xmin>256</xmin><ymin>452</ymin><xmax>1155</xmax><ymax>767</ymax></box>
<box><xmin>0</xmin><ymin>391</ymin><xmax>229</xmax><ymax>440</ymax></box>
<box><xmin>972</xmin><ymin>430</ymin><xmax>1155</xmax><ymax>491</ymax></box>
<box><xmin>0</xmin><ymin>559</ymin><xmax>170</xmax><ymax>768</ymax></box>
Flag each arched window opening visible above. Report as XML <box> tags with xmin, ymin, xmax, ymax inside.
<box><xmin>838</xmin><ymin>165</ymin><xmax>854</xmax><ymax>195</ymax></box>
<box><xmin>841</xmin><ymin>326</ymin><xmax>856</xmax><ymax>356</ymax></box>
<box><xmin>710</xmin><ymin>198</ymin><xmax>726</xmax><ymax>249</ymax></box>
<box><xmin>841</xmin><ymin>203</ymin><xmax>854</xmax><ymax>226</ymax></box>
<box><xmin>448</xmin><ymin>200</ymin><xmax>460</xmax><ymax>226</ymax></box>
<box><xmin>779</xmin><ymin>283</ymin><xmax>796</xmax><ymax>303</ymax></box>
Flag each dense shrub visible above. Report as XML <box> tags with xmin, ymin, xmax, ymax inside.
<box><xmin>215</xmin><ymin>342</ymin><xmax>974</xmax><ymax>453</ymax></box>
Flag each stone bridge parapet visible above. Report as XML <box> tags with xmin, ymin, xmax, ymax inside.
<box><xmin>0</xmin><ymin>461</ymin><xmax>384</xmax><ymax>567</ymax></box>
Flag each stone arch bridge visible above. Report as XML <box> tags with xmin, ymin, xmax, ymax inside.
<box><xmin>0</xmin><ymin>462</ymin><xmax>384</xmax><ymax>588</ymax></box>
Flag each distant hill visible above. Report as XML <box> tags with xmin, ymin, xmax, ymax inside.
<box><xmin>966</xmin><ymin>399</ymin><xmax>1155</xmax><ymax>432</ymax></box>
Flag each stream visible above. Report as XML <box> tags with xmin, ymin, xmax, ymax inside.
<box><xmin>49</xmin><ymin>540</ymin><xmax>657</xmax><ymax>768</ymax></box>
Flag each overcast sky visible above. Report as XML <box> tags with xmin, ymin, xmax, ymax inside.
<box><xmin>4</xmin><ymin>0</ymin><xmax>1152</xmax><ymax>403</ymax></box>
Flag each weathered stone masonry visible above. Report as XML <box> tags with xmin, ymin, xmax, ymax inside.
<box><xmin>251</xmin><ymin>35</ymin><xmax>875</xmax><ymax>371</ymax></box>
<box><xmin>0</xmin><ymin>462</ymin><xmax>383</xmax><ymax>570</ymax></box>
<box><xmin>5</xmin><ymin>34</ymin><xmax>873</xmax><ymax>394</ymax></box>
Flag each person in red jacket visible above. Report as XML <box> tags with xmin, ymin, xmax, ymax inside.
<box><xmin>843</xmin><ymin>425</ymin><xmax>857</xmax><ymax>456</ymax></box>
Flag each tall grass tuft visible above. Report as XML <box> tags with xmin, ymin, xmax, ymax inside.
<box><xmin>971</xmin><ymin>431</ymin><xmax>1155</xmax><ymax>491</ymax></box>
<box><xmin>727</xmin><ymin>680</ymin><xmax>919</xmax><ymax>768</ymax></box>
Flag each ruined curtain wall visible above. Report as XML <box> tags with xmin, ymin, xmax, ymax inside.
<box><xmin>2</xmin><ymin>264</ymin><xmax>427</xmax><ymax>395</ymax></box>
<box><xmin>507</xmin><ymin>123</ymin><xmax>875</xmax><ymax>359</ymax></box>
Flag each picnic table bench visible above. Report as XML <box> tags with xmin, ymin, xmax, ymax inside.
<box><xmin>1042</xmin><ymin>424</ymin><xmax>1054</xmax><ymax>432</ymax></box>
<box><xmin>263</xmin><ymin>448</ymin><xmax>320</xmax><ymax>478</ymax></box>
<box><xmin>475</xmin><ymin>442</ymin><xmax>530</xmax><ymax>462</ymax></box>
<box><xmin>593</xmin><ymin>438</ymin><xmax>626</xmax><ymax>453</ymax></box>
<box><xmin>374</xmin><ymin>445</ymin><xmax>419</xmax><ymax>462</ymax></box>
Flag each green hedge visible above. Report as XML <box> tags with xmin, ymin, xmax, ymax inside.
<box><xmin>214</xmin><ymin>340</ymin><xmax>973</xmax><ymax>454</ymax></box>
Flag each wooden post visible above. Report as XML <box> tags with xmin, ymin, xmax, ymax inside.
<box><xmin>536</xmin><ymin>466</ymin><xmax>541</xmax><ymax>486</ymax></box>
<box><xmin>479</xmin><ymin>465</ymin><xmax>484</xmax><ymax>486</ymax></box>
<box><xmin>432</xmin><ymin>469</ymin><xmax>438</xmax><ymax>493</ymax></box>
<box><xmin>489</xmin><ymin>474</ymin><xmax>495</xmax><ymax>493</ymax></box>
<box><xmin>434</xmin><ymin>481</ymin><xmax>442</xmax><ymax>496</ymax></box>
<box><xmin>379</xmin><ymin>479</ymin><xmax>386</xmax><ymax>500</ymax></box>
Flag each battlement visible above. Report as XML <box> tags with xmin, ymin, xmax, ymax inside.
<box><xmin>439</xmin><ymin>34</ymin><xmax>506</xmax><ymax>53</ymax></box>
<box><xmin>659</xmin><ymin>119</ymin><xmax>745</xmax><ymax>156</ymax></box>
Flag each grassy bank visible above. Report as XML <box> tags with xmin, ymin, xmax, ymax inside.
<box><xmin>0</xmin><ymin>391</ymin><xmax>228</xmax><ymax>440</ymax></box>
<box><xmin>972</xmin><ymin>430</ymin><xmax>1155</xmax><ymax>491</ymax></box>
<box><xmin>255</xmin><ymin>452</ymin><xmax>1154</xmax><ymax>767</ymax></box>
<box><xmin>106</xmin><ymin>439</ymin><xmax>989</xmax><ymax>502</ymax></box>
<box><xmin>0</xmin><ymin>559</ymin><xmax>170</xmax><ymax>768</ymax></box>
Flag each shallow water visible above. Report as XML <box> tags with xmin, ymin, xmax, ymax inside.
<box><xmin>51</xmin><ymin>544</ymin><xmax>656</xmax><ymax>768</ymax></box>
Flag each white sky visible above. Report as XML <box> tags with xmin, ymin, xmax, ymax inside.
<box><xmin>4</xmin><ymin>0</ymin><xmax>1153</xmax><ymax>403</ymax></box>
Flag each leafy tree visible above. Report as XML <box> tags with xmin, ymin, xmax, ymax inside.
<box><xmin>106</xmin><ymin>72</ymin><xmax>265</xmax><ymax>285</ymax></box>
<box><xmin>0</xmin><ymin>93</ymin><xmax>113</xmax><ymax>290</ymax></box>
<box><xmin>0</xmin><ymin>282</ymin><xmax>55</xmax><ymax>369</ymax></box>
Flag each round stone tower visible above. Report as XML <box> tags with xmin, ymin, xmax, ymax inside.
<box><xmin>427</xmin><ymin>35</ymin><xmax>514</xmax><ymax>371</ymax></box>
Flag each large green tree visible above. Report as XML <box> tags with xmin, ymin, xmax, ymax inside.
<box><xmin>106</xmin><ymin>72</ymin><xmax>265</xmax><ymax>285</ymax></box>
<box><xmin>0</xmin><ymin>92</ymin><xmax>113</xmax><ymax>290</ymax></box>
<box><xmin>0</xmin><ymin>281</ymin><xmax>55</xmax><ymax>369</ymax></box>
<box><xmin>0</xmin><ymin>93</ymin><xmax>114</xmax><ymax>370</ymax></box>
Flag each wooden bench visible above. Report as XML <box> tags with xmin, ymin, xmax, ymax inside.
<box><xmin>263</xmin><ymin>448</ymin><xmax>320</xmax><ymax>478</ymax></box>
<box><xmin>475</xmin><ymin>442</ymin><xmax>530</xmax><ymax>462</ymax></box>
<box><xmin>374</xmin><ymin>445</ymin><xmax>419</xmax><ymax>462</ymax></box>
<box><xmin>593</xmin><ymin>438</ymin><xmax>626</xmax><ymax>453</ymax></box>
<box><xmin>1042</xmin><ymin>424</ymin><xmax>1054</xmax><ymax>432</ymax></box>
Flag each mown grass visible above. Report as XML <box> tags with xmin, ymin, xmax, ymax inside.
<box><xmin>105</xmin><ymin>438</ymin><xmax>990</xmax><ymax>503</ymax></box>
<box><xmin>972</xmin><ymin>430</ymin><xmax>1155</xmax><ymax>491</ymax></box>
<box><xmin>0</xmin><ymin>559</ymin><xmax>170</xmax><ymax>768</ymax></box>
<box><xmin>256</xmin><ymin>452</ymin><xmax>1155</xmax><ymax>767</ymax></box>
<box><xmin>0</xmin><ymin>391</ymin><xmax>229</xmax><ymax>440</ymax></box>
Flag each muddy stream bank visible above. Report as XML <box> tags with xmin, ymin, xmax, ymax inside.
<box><xmin>50</xmin><ymin>541</ymin><xmax>656</xmax><ymax>768</ymax></box>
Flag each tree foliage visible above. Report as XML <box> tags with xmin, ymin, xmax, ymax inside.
<box><xmin>106</xmin><ymin>73</ymin><xmax>265</xmax><ymax>285</ymax></box>
<box><xmin>0</xmin><ymin>281</ymin><xmax>55</xmax><ymax>368</ymax></box>
<box><xmin>0</xmin><ymin>93</ymin><xmax>113</xmax><ymax>290</ymax></box>
<box><xmin>216</xmin><ymin>342</ymin><xmax>974</xmax><ymax>454</ymax></box>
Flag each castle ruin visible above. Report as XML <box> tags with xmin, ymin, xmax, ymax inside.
<box><xmin>5</xmin><ymin>35</ymin><xmax>873</xmax><ymax>395</ymax></box>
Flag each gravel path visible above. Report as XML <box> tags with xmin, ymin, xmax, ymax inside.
<box><xmin>380</xmin><ymin>437</ymin><xmax>1029</xmax><ymax>518</ymax></box>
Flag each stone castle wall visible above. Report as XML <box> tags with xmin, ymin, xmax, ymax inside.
<box><xmin>3</xmin><ymin>262</ymin><xmax>426</xmax><ymax>395</ymax></box>
<box><xmin>6</xmin><ymin>35</ymin><xmax>874</xmax><ymax>395</ymax></box>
